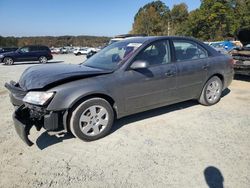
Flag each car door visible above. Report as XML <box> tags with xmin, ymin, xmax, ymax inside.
<box><xmin>28</xmin><ymin>46</ymin><xmax>40</xmax><ymax>61</ymax></box>
<box><xmin>122</xmin><ymin>40</ymin><xmax>177</xmax><ymax>114</ymax></box>
<box><xmin>16</xmin><ymin>46</ymin><xmax>33</xmax><ymax>61</ymax></box>
<box><xmin>172</xmin><ymin>40</ymin><xmax>209</xmax><ymax>100</ymax></box>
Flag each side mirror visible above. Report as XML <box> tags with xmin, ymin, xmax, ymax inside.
<box><xmin>130</xmin><ymin>60</ymin><xmax>149</xmax><ymax>70</ymax></box>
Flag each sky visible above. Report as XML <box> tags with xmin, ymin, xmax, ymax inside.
<box><xmin>0</xmin><ymin>0</ymin><xmax>200</xmax><ymax>37</ymax></box>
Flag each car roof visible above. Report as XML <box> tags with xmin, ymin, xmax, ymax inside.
<box><xmin>119</xmin><ymin>36</ymin><xmax>218</xmax><ymax>56</ymax></box>
<box><xmin>22</xmin><ymin>45</ymin><xmax>48</xmax><ymax>47</ymax></box>
<box><xmin>121</xmin><ymin>36</ymin><xmax>200</xmax><ymax>44</ymax></box>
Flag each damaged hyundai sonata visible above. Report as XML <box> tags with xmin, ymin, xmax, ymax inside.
<box><xmin>5</xmin><ymin>36</ymin><xmax>234</xmax><ymax>146</ymax></box>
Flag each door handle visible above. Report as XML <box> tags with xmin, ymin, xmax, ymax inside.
<box><xmin>202</xmin><ymin>64</ymin><xmax>209</xmax><ymax>70</ymax></box>
<box><xmin>165</xmin><ymin>71</ymin><xmax>176</xmax><ymax>77</ymax></box>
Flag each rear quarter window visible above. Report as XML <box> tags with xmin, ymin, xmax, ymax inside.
<box><xmin>38</xmin><ymin>46</ymin><xmax>50</xmax><ymax>51</ymax></box>
<box><xmin>29</xmin><ymin>46</ymin><xmax>38</xmax><ymax>52</ymax></box>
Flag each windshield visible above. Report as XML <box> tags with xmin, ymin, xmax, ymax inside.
<box><xmin>83</xmin><ymin>41</ymin><xmax>142</xmax><ymax>70</ymax></box>
<box><xmin>108</xmin><ymin>38</ymin><xmax>123</xmax><ymax>45</ymax></box>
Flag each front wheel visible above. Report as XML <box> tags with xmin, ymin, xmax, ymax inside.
<box><xmin>3</xmin><ymin>57</ymin><xmax>14</xmax><ymax>65</ymax></box>
<box><xmin>39</xmin><ymin>56</ymin><xmax>47</xmax><ymax>63</ymax></box>
<box><xmin>69</xmin><ymin>98</ymin><xmax>114</xmax><ymax>141</ymax></box>
<box><xmin>199</xmin><ymin>76</ymin><xmax>223</xmax><ymax>106</ymax></box>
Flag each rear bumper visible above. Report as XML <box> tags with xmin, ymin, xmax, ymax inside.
<box><xmin>48</xmin><ymin>54</ymin><xmax>53</xmax><ymax>60</ymax></box>
<box><xmin>223</xmin><ymin>69</ymin><xmax>234</xmax><ymax>89</ymax></box>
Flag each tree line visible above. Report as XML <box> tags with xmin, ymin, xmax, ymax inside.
<box><xmin>0</xmin><ymin>35</ymin><xmax>110</xmax><ymax>48</ymax></box>
<box><xmin>131</xmin><ymin>0</ymin><xmax>250</xmax><ymax>41</ymax></box>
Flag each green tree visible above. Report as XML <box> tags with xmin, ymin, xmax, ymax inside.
<box><xmin>181</xmin><ymin>9</ymin><xmax>207</xmax><ymax>39</ymax></box>
<box><xmin>170</xmin><ymin>3</ymin><xmax>189</xmax><ymax>35</ymax></box>
<box><xmin>231</xmin><ymin>0</ymin><xmax>250</xmax><ymax>32</ymax></box>
<box><xmin>181</xmin><ymin>0</ymin><xmax>235</xmax><ymax>41</ymax></box>
<box><xmin>131</xmin><ymin>1</ymin><xmax>170</xmax><ymax>35</ymax></box>
<box><xmin>201</xmin><ymin>0</ymin><xmax>234</xmax><ymax>40</ymax></box>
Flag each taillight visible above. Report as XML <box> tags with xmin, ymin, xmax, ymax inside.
<box><xmin>229</xmin><ymin>58</ymin><xmax>235</xmax><ymax>67</ymax></box>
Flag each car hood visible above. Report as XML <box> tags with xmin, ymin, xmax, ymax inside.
<box><xmin>19</xmin><ymin>64</ymin><xmax>113</xmax><ymax>91</ymax></box>
<box><xmin>237</xmin><ymin>29</ymin><xmax>250</xmax><ymax>46</ymax></box>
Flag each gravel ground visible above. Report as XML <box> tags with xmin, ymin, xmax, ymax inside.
<box><xmin>0</xmin><ymin>54</ymin><xmax>249</xmax><ymax>188</ymax></box>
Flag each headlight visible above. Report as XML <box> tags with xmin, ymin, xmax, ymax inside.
<box><xmin>23</xmin><ymin>91</ymin><xmax>55</xmax><ymax>105</ymax></box>
<box><xmin>0</xmin><ymin>54</ymin><xmax>3</xmax><ymax>58</ymax></box>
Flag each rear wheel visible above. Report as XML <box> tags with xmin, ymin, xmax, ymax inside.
<box><xmin>3</xmin><ymin>57</ymin><xmax>14</xmax><ymax>65</ymax></box>
<box><xmin>69</xmin><ymin>98</ymin><xmax>114</xmax><ymax>141</ymax></box>
<box><xmin>39</xmin><ymin>56</ymin><xmax>47</xmax><ymax>63</ymax></box>
<box><xmin>199</xmin><ymin>76</ymin><xmax>223</xmax><ymax>106</ymax></box>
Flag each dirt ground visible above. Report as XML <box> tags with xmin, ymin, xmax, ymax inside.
<box><xmin>0</xmin><ymin>54</ymin><xmax>249</xmax><ymax>188</ymax></box>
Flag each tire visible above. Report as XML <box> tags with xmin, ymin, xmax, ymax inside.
<box><xmin>39</xmin><ymin>56</ymin><xmax>47</xmax><ymax>63</ymax></box>
<box><xmin>199</xmin><ymin>76</ymin><xmax>223</xmax><ymax>106</ymax></box>
<box><xmin>3</xmin><ymin>57</ymin><xmax>14</xmax><ymax>65</ymax></box>
<box><xmin>69</xmin><ymin>98</ymin><xmax>114</xmax><ymax>141</ymax></box>
<box><xmin>77</xmin><ymin>52</ymin><xmax>81</xmax><ymax>56</ymax></box>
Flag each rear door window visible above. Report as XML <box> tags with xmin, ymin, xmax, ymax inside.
<box><xmin>173</xmin><ymin>40</ymin><xmax>208</xmax><ymax>62</ymax></box>
<box><xmin>29</xmin><ymin>46</ymin><xmax>38</xmax><ymax>52</ymax></box>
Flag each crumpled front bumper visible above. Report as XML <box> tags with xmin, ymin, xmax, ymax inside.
<box><xmin>13</xmin><ymin>106</ymin><xmax>34</xmax><ymax>146</ymax></box>
<box><xmin>12</xmin><ymin>105</ymin><xmax>66</xmax><ymax>146</ymax></box>
<box><xmin>5</xmin><ymin>81</ymin><xmax>67</xmax><ymax>146</ymax></box>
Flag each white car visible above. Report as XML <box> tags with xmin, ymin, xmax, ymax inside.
<box><xmin>60</xmin><ymin>47</ymin><xmax>68</xmax><ymax>54</ymax></box>
<box><xmin>73</xmin><ymin>47</ymin><xmax>97</xmax><ymax>56</ymax></box>
<box><xmin>50</xmin><ymin>47</ymin><xmax>61</xmax><ymax>54</ymax></box>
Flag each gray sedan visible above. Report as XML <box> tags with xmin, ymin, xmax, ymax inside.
<box><xmin>5</xmin><ymin>36</ymin><xmax>234</xmax><ymax>146</ymax></box>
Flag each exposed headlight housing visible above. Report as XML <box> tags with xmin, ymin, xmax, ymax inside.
<box><xmin>23</xmin><ymin>92</ymin><xmax>55</xmax><ymax>106</ymax></box>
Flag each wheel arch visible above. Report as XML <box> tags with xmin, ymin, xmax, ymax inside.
<box><xmin>38</xmin><ymin>55</ymin><xmax>47</xmax><ymax>60</ymax></box>
<box><xmin>70</xmin><ymin>93</ymin><xmax>116</xmax><ymax>113</ymax></box>
<box><xmin>65</xmin><ymin>93</ymin><xmax>117</xmax><ymax>132</ymax></box>
<box><xmin>208</xmin><ymin>73</ymin><xmax>224</xmax><ymax>87</ymax></box>
<box><xmin>2</xmin><ymin>56</ymin><xmax>16</xmax><ymax>65</ymax></box>
<box><xmin>198</xmin><ymin>73</ymin><xmax>224</xmax><ymax>99</ymax></box>
<box><xmin>3</xmin><ymin>56</ymin><xmax>15</xmax><ymax>61</ymax></box>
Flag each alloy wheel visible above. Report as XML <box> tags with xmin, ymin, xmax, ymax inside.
<box><xmin>206</xmin><ymin>80</ymin><xmax>221</xmax><ymax>103</ymax></box>
<box><xmin>4</xmin><ymin>58</ymin><xmax>14</xmax><ymax>65</ymax></box>
<box><xmin>79</xmin><ymin>105</ymin><xmax>109</xmax><ymax>136</ymax></box>
<box><xmin>39</xmin><ymin>56</ymin><xmax>47</xmax><ymax>63</ymax></box>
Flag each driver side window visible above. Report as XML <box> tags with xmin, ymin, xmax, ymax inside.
<box><xmin>20</xmin><ymin>47</ymin><xmax>30</xmax><ymax>53</ymax></box>
<box><xmin>134</xmin><ymin>40</ymin><xmax>170</xmax><ymax>66</ymax></box>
